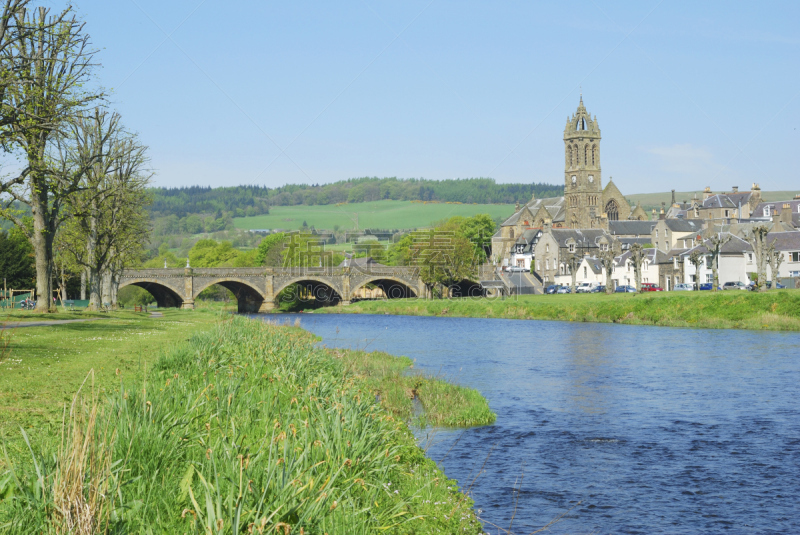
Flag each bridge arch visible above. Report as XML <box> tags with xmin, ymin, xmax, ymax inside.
<box><xmin>119</xmin><ymin>279</ymin><xmax>185</xmax><ymax>308</ymax></box>
<box><xmin>350</xmin><ymin>276</ymin><xmax>419</xmax><ymax>300</ymax></box>
<box><xmin>192</xmin><ymin>278</ymin><xmax>267</xmax><ymax>313</ymax></box>
<box><xmin>273</xmin><ymin>276</ymin><xmax>345</xmax><ymax>309</ymax></box>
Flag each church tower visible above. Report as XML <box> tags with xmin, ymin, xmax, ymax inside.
<box><xmin>564</xmin><ymin>96</ymin><xmax>602</xmax><ymax>228</ymax></box>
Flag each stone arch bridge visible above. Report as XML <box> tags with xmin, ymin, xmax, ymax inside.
<box><xmin>120</xmin><ymin>266</ymin><xmax>492</xmax><ymax>312</ymax></box>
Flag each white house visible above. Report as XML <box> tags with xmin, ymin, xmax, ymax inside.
<box><xmin>680</xmin><ymin>234</ymin><xmax>754</xmax><ymax>287</ymax></box>
<box><xmin>610</xmin><ymin>248</ymin><xmax>665</xmax><ymax>288</ymax></box>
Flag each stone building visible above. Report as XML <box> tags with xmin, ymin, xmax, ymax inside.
<box><xmin>492</xmin><ymin>96</ymin><xmax>638</xmax><ymax>266</ymax></box>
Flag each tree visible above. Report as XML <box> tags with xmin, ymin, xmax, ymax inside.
<box><xmin>59</xmin><ymin>111</ymin><xmax>151</xmax><ymax>309</ymax></box>
<box><xmin>0</xmin><ymin>6</ymin><xmax>102</xmax><ymax>311</ymax></box>
<box><xmin>599</xmin><ymin>239</ymin><xmax>620</xmax><ymax>294</ymax></box>
<box><xmin>688</xmin><ymin>249</ymin><xmax>704</xmax><ymax>289</ymax></box>
<box><xmin>566</xmin><ymin>253</ymin><xmax>581</xmax><ymax>292</ymax></box>
<box><xmin>629</xmin><ymin>243</ymin><xmax>646</xmax><ymax>292</ymax></box>
<box><xmin>706</xmin><ymin>233</ymin><xmax>731</xmax><ymax>292</ymax></box>
<box><xmin>745</xmin><ymin>225</ymin><xmax>774</xmax><ymax>293</ymax></box>
<box><xmin>0</xmin><ymin>225</ymin><xmax>34</xmax><ymax>289</ymax></box>
<box><xmin>769</xmin><ymin>247</ymin><xmax>784</xmax><ymax>288</ymax></box>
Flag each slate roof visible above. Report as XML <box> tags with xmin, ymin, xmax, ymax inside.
<box><xmin>614</xmin><ymin>248</ymin><xmax>667</xmax><ymax>268</ymax></box>
<box><xmin>338</xmin><ymin>256</ymin><xmax>387</xmax><ymax>268</ymax></box>
<box><xmin>752</xmin><ymin>200</ymin><xmax>800</xmax><ymax>218</ymax></box>
<box><xmin>619</xmin><ymin>237</ymin><xmax>652</xmax><ymax>250</ymax></box>
<box><xmin>702</xmin><ymin>194</ymin><xmax>738</xmax><ymax>209</ymax></box>
<box><xmin>680</xmin><ymin>234</ymin><xmax>753</xmax><ymax>257</ymax></box>
<box><xmin>662</xmin><ymin>219</ymin><xmax>706</xmax><ymax>232</ymax></box>
<box><xmin>580</xmin><ymin>256</ymin><xmax>603</xmax><ymax>274</ymax></box>
<box><xmin>501</xmin><ymin>196</ymin><xmax>565</xmax><ymax>226</ymax></box>
<box><xmin>767</xmin><ymin>231</ymin><xmax>800</xmax><ymax>251</ymax></box>
<box><xmin>548</xmin><ymin>229</ymin><xmax>609</xmax><ymax>248</ymax></box>
<box><xmin>608</xmin><ymin>220</ymin><xmax>656</xmax><ymax>237</ymax></box>
<box><xmin>514</xmin><ymin>228</ymin><xmax>542</xmax><ymax>245</ymax></box>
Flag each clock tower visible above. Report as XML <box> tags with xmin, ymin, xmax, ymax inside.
<box><xmin>564</xmin><ymin>96</ymin><xmax>602</xmax><ymax>228</ymax></box>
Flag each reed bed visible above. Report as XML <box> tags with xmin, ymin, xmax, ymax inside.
<box><xmin>0</xmin><ymin>316</ymin><xmax>487</xmax><ymax>534</ymax></box>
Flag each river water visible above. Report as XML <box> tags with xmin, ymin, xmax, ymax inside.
<box><xmin>255</xmin><ymin>313</ymin><xmax>800</xmax><ymax>534</ymax></box>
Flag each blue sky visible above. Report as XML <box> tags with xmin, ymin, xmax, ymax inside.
<box><xmin>67</xmin><ymin>0</ymin><xmax>799</xmax><ymax>193</ymax></box>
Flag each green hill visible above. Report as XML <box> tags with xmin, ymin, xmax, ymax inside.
<box><xmin>233</xmin><ymin>200</ymin><xmax>516</xmax><ymax>231</ymax></box>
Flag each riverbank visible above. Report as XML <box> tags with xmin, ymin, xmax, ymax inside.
<box><xmin>1</xmin><ymin>313</ymin><xmax>491</xmax><ymax>533</ymax></box>
<box><xmin>316</xmin><ymin>290</ymin><xmax>800</xmax><ymax>331</ymax></box>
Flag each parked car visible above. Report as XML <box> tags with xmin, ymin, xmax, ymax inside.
<box><xmin>544</xmin><ymin>284</ymin><xmax>559</xmax><ymax>294</ymax></box>
<box><xmin>556</xmin><ymin>286</ymin><xmax>571</xmax><ymax>294</ymax></box>
<box><xmin>748</xmin><ymin>281</ymin><xmax>786</xmax><ymax>291</ymax></box>
<box><xmin>673</xmin><ymin>283</ymin><xmax>694</xmax><ymax>291</ymax></box>
<box><xmin>509</xmin><ymin>266</ymin><xmax>528</xmax><ymax>273</ymax></box>
<box><xmin>722</xmin><ymin>281</ymin><xmax>747</xmax><ymax>290</ymax></box>
<box><xmin>615</xmin><ymin>285</ymin><xmax>637</xmax><ymax>293</ymax></box>
<box><xmin>640</xmin><ymin>282</ymin><xmax>664</xmax><ymax>292</ymax></box>
<box><xmin>590</xmin><ymin>285</ymin><xmax>607</xmax><ymax>293</ymax></box>
<box><xmin>698</xmin><ymin>283</ymin><xmax>713</xmax><ymax>291</ymax></box>
<box><xmin>575</xmin><ymin>282</ymin><xmax>598</xmax><ymax>293</ymax></box>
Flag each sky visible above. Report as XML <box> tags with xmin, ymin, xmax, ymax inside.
<box><xmin>56</xmin><ymin>0</ymin><xmax>800</xmax><ymax>193</ymax></box>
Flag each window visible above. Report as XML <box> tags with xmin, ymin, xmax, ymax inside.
<box><xmin>764</xmin><ymin>205</ymin><xmax>771</xmax><ymax>217</ymax></box>
<box><xmin>706</xmin><ymin>274</ymin><xmax>713</xmax><ymax>283</ymax></box>
<box><xmin>627</xmin><ymin>262</ymin><xmax>631</xmax><ymax>272</ymax></box>
<box><xmin>724</xmin><ymin>210</ymin><xmax>730</xmax><ymax>217</ymax></box>
<box><xmin>749</xmin><ymin>253</ymin><xmax>754</xmax><ymax>262</ymax></box>
<box><xmin>791</xmin><ymin>271</ymin><xmax>800</xmax><ymax>277</ymax></box>
<box><xmin>601</xmin><ymin>243</ymin><xmax>608</xmax><ymax>252</ymax></box>
<box><xmin>546</xmin><ymin>259</ymin><xmax>549</xmax><ymax>270</ymax></box>
<box><xmin>536</xmin><ymin>260</ymin><xmax>540</xmax><ymax>271</ymax></box>
<box><xmin>792</xmin><ymin>252</ymin><xmax>800</xmax><ymax>262</ymax></box>
<box><xmin>655</xmin><ymin>230</ymin><xmax>659</xmax><ymax>238</ymax></box>
<box><xmin>584</xmin><ymin>266</ymin><xmax>587</xmax><ymax>278</ymax></box>
<box><xmin>569</xmin><ymin>243</ymin><xmax>575</xmax><ymax>253</ymax></box>
<box><xmin>644</xmin><ymin>261</ymin><xmax>649</xmax><ymax>271</ymax></box>
<box><xmin>546</xmin><ymin>244</ymin><xmax>550</xmax><ymax>253</ymax></box>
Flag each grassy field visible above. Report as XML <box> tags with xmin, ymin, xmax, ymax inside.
<box><xmin>234</xmin><ymin>199</ymin><xmax>515</xmax><ymax>231</ymax></box>
<box><xmin>0</xmin><ymin>309</ymin><xmax>493</xmax><ymax>533</ymax></box>
<box><xmin>317</xmin><ymin>289</ymin><xmax>800</xmax><ymax>331</ymax></box>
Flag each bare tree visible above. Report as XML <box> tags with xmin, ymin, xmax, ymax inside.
<box><xmin>0</xmin><ymin>6</ymin><xmax>102</xmax><ymax>311</ymax></box>
<box><xmin>566</xmin><ymin>253</ymin><xmax>581</xmax><ymax>292</ymax></box>
<box><xmin>688</xmin><ymin>249</ymin><xmax>704</xmax><ymax>289</ymax></box>
<box><xmin>706</xmin><ymin>233</ymin><xmax>731</xmax><ymax>292</ymax></box>
<box><xmin>629</xmin><ymin>243</ymin><xmax>646</xmax><ymax>292</ymax></box>
<box><xmin>600</xmin><ymin>239</ymin><xmax>620</xmax><ymax>294</ymax></box>
<box><xmin>768</xmin><ymin>247</ymin><xmax>784</xmax><ymax>289</ymax></box>
<box><xmin>745</xmin><ymin>225</ymin><xmax>774</xmax><ymax>292</ymax></box>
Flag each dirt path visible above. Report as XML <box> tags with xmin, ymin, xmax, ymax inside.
<box><xmin>0</xmin><ymin>318</ymin><xmax>104</xmax><ymax>330</ymax></box>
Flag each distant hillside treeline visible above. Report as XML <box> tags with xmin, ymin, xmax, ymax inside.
<box><xmin>149</xmin><ymin>178</ymin><xmax>563</xmax><ymax>217</ymax></box>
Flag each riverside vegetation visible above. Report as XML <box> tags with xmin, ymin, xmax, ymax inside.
<box><xmin>319</xmin><ymin>290</ymin><xmax>800</xmax><ymax>331</ymax></box>
<box><xmin>0</xmin><ymin>311</ymin><xmax>495</xmax><ymax>534</ymax></box>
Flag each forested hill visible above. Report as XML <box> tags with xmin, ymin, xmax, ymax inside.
<box><xmin>149</xmin><ymin>178</ymin><xmax>563</xmax><ymax>217</ymax></box>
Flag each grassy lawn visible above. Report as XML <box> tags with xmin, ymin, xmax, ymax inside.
<box><xmin>0</xmin><ymin>308</ymin><xmax>226</xmax><ymax>440</ymax></box>
<box><xmin>318</xmin><ymin>289</ymin><xmax>800</xmax><ymax>331</ymax></box>
<box><xmin>0</xmin><ymin>313</ymin><xmax>488</xmax><ymax>534</ymax></box>
<box><xmin>233</xmin><ymin>199</ymin><xmax>515</xmax><ymax>231</ymax></box>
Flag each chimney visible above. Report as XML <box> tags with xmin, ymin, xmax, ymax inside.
<box><xmin>703</xmin><ymin>186</ymin><xmax>712</xmax><ymax>201</ymax></box>
<box><xmin>544</xmin><ymin>218</ymin><xmax>552</xmax><ymax>231</ymax></box>
<box><xmin>732</xmin><ymin>186</ymin><xmax>739</xmax><ymax>193</ymax></box>
<box><xmin>671</xmin><ymin>189</ymin><xmax>676</xmax><ymax>206</ymax></box>
<box><xmin>600</xmin><ymin>212</ymin><xmax>609</xmax><ymax>230</ymax></box>
<box><xmin>794</xmin><ymin>194</ymin><xmax>800</xmax><ymax>200</ymax></box>
<box><xmin>782</xmin><ymin>203</ymin><xmax>792</xmax><ymax>225</ymax></box>
<box><xmin>659</xmin><ymin>202</ymin><xmax>666</xmax><ymax>220</ymax></box>
<box><xmin>515</xmin><ymin>201</ymin><xmax>520</xmax><ymax>212</ymax></box>
<box><xmin>651</xmin><ymin>208</ymin><xmax>657</xmax><ymax>220</ymax></box>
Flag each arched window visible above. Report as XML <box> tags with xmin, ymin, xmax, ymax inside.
<box><xmin>605</xmin><ymin>199</ymin><xmax>619</xmax><ymax>221</ymax></box>
<box><xmin>568</xmin><ymin>147</ymin><xmax>572</xmax><ymax>166</ymax></box>
<box><xmin>592</xmin><ymin>145</ymin><xmax>597</xmax><ymax>165</ymax></box>
<box><xmin>584</xmin><ymin>145</ymin><xmax>588</xmax><ymax>165</ymax></box>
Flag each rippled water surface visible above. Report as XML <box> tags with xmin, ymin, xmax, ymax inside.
<box><xmin>256</xmin><ymin>313</ymin><xmax>800</xmax><ymax>534</ymax></box>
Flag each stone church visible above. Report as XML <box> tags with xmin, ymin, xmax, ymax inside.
<box><xmin>492</xmin><ymin>96</ymin><xmax>646</xmax><ymax>262</ymax></box>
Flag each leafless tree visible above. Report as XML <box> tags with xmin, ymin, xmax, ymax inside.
<box><xmin>566</xmin><ymin>253</ymin><xmax>581</xmax><ymax>292</ymax></box>
<box><xmin>629</xmin><ymin>243</ymin><xmax>646</xmax><ymax>292</ymax></box>
<box><xmin>0</xmin><ymin>6</ymin><xmax>103</xmax><ymax>311</ymax></box>
<box><xmin>688</xmin><ymin>249</ymin><xmax>704</xmax><ymax>288</ymax></box>
<box><xmin>706</xmin><ymin>233</ymin><xmax>731</xmax><ymax>292</ymax></box>
<box><xmin>600</xmin><ymin>239</ymin><xmax>620</xmax><ymax>294</ymax></box>
<box><xmin>768</xmin><ymin>247</ymin><xmax>784</xmax><ymax>289</ymax></box>
<box><xmin>745</xmin><ymin>225</ymin><xmax>774</xmax><ymax>292</ymax></box>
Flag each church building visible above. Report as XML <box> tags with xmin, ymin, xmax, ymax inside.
<box><xmin>492</xmin><ymin>96</ymin><xmax>646</xmax><ymax>264</ymax></box>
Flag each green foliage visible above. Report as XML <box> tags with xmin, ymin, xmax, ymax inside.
<box><xmin>0</xmin><ymin>228</ymin><xmax>35</xmax><ymax>289</ymax></box>
<box><xmin>187</xmin><ymin>239</ymin><xmax>241</xmax><ymax>267</ymax></box>
<box><xmin>117</xmin><ymin>285</ymin><xmax>154</xmax><ymax>306</ymax></box>
<box><xmin>253</xmin><ymin>232</ymin><xmax>287</xmax><ymax>266</ymax></box>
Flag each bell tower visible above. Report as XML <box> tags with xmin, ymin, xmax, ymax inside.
<box><xmin>564</xmin><ymin>96</ymin><xmax>602</xmax><ymax>228</ymax></box>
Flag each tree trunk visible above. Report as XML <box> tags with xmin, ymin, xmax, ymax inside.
<box><xmin>110</xmin><ymin>270</ymin><xmax>119</xmax><ymax>308</ymax></box>
<box><xmin>633</xmin><ymin>267</ymin><xmax>641</xmax><ymax>292</ymax></box>
<box><xmin>31</xmin><ymin>179</ymin><xmax>54</xmax><ymax>313</ymax></box>
<box><xmin>102</xmin><ymin>270</ymin><xmax>111</xmax><ymax>305</ymax></box>
<box><xmin>80</xmin><ymin>269</ymin><xmax>86</xmax><ymax>300</ymax></box>
<box><xmin>571</xmin><ymin>269</ymin><xmax>577</xmax><ymax>292</ymax></box>
<box><xmin>712</xmin><ymin>259</ymin><xmax>719</xmax><ymax>292</ymax></box>
<box><xmin>86</xmin><ymin>207</ymin><xmax>100</xmax><ymax>310</ymax></box>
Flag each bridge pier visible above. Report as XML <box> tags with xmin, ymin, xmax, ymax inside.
<box><xmin>181</xmin><ymin>299</ymin><xmax>195</xmax><ymax>310</ymax></box>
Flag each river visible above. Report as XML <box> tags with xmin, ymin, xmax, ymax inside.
<box><xmin>254</xmin><ymin>313</ymin><xmax>800</xmax><ymax>534</ymax></box>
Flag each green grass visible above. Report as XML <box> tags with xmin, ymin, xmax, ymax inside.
<box><xmin>234</xmin><ymin>199</ymin><xmax>515</xmax><ymax>231</ymax></box>
<box><xmin>0</xmin><ymin>316</ymin><xmax>487</xmax><ymax>534</ymax></box>
<box><xmin>0</xmin><ymin>309</ymin><xmax>226</xmax><ymax>439</ymax></box>
<box><xmin>318</xmin><ymin>289</ymin><xmax>800</xmax><ymax>331</ymax></box>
